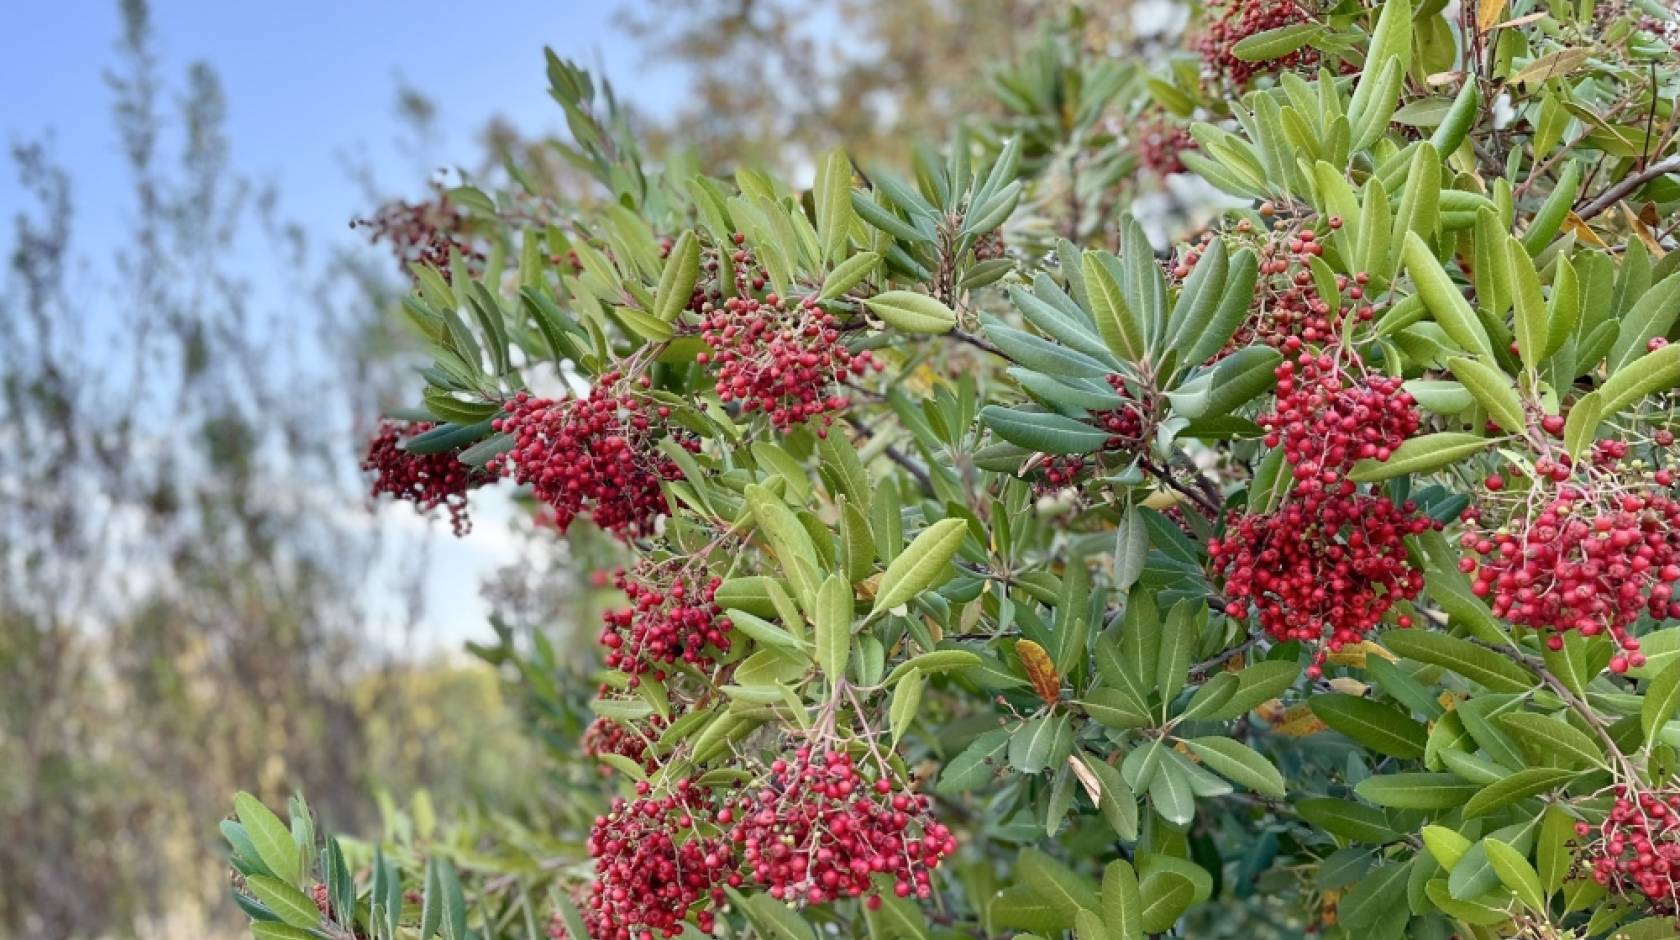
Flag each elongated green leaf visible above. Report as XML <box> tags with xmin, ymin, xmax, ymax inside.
<box><xmin>236</xmin><ymin>792</ymin><xmax>302</xmax><ymax>886</ymax></box>
<box><xmin>1103</xmin><ymin>860</ymin><xmax>1146</xmax><ymax>940</ymax></box>
<box><xmin>815</xmin><ymin>574</ymin><xmax>854</xmax><ymax>681</ymax></box>
<box><xmin>1643</xmin><ymin>659</ymin><xmax>1680</xmax><ymax>748</ymax></box>
<box><xmin>1185</xmin><ymin>737</ymin><xmax>1284</xmax><ymax>797</ymax></box>
<box><xmin>1498</xmin><ymin>712</ymin><xmax>1607</xmax><ymax>768</ymax></box>
<box><xmin>981</xmin><ymin>405</ymin><xmax>1112</xmax><ymax>454</ymax></box>
<box><xmin>1137</xmin><ymin>870</ymin><xmax>1196</xmax><ymax>933</ymax></box>
<box><xmin>653</xmin><ymin>231</ymin><xmax>699</xmax><ymax>322</ymax></box>
<box><xmin>814</xmin><ymin>148</ymin><xmax>855</xmax><ymax>263</ymax></box>
<box><xmin>1297</xmin><ymin>798</ymin><xmax>1400</xmax><ymax>842</ymax></box>
<box><xmin>872</xmin><ymin>518</ymin><xmax>967</xmax><ymax>614</ymax></box>
<box><xmin>1380</xmin><ymin>630</ymin><xmax>1536</xmax><ymax>693</ymax></box>
<box><xmin>1309</xmin><ymin>694</ymin><xmax>1427</xmax><ymax>758</ymax></box>
<box><xmin>1404</xmin><ymin>232</ymin><xmax>1492</xmax><ymax>358</ymax></box>
<box><xmin>1083</xmin><ymin>250</ymin><xmax>1147</xmax><ymax>361</ymax></box>
<box><xmin>1447</xmin><ymin>356</ymin><xmax>1525</xmax><ymax>433</ymax></box>
<box><xmin>245</xmin><ymin>875</ymin><xmax>321</xmax><ymax>930</ymax></box>
<box><xmin>1354</xmin><ymin>773</ymin><xmax>1479</xmax><ymax>809</ymax></box>
<box><xmin>883</xmin><ymin>649</ymin><xmax>982</xmax><ymax>686</ymax></box>
<box><xmin>1563</xmin><ymin>390</ymin><xmax>1603</xmax><ymax>460</ymax></box>
<box><xmin>1231</xmin><ymin>22</ymin><xmax>1324</xmax><ymax>60</ymax></box>
<box><xmin>1348</xmin><ymin>431</ymin><xmax>1490</xmax><ymax>481</ymax></box>
<box><xmin>890</xmin><ymin>667</ymin><xmax>923</xmax><ymax>743</ymax></box>
<box><xmin>1602</xmin><ymin>343</ymin><xmax>1680</xmax><ymax>417</ymax></box>
<box><xmin>1484</xmin><ymin>839</ymin><xmax>1546</xmax><ymax>912</ymax></box>
<box><xmin>1464</xmin><ymin>767</ymin><xmax>1581</xmax><ymax>818</ymax></box>
<box><xmin>819</xmin><ymin>251</ymin><xmax>880</xmax><ymax>301</ymax></box>
<box><xmin>1020</xmin><ymin>848</ymin><xmax>1101</xmax><ymax>918</ymax></box>
<box><xmin>865</xmin><ymin>290</ymin><xmax>956</xmax><ymax>335</ymax></box>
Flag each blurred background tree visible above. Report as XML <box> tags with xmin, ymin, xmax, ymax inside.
<box><xmin>1</xmin><ymin>1</ymin><xmax>1181</xmax><ymax>937</ymax></box>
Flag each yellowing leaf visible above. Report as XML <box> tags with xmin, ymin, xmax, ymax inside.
<box><xmin>1017</xmin><ymin>639</ymin><xmax>1062</xmax><ymax>704</ymax></box>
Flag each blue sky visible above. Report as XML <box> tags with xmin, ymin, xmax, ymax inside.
<box><xmin>1</xmin><ymin>2</ymin><xmax>691</xmax><ymax>651</ymax></box>
<box><xmin>1</xmin><ymin>2</ymin><xmax>684</xmax><ymax>270</ymax></box>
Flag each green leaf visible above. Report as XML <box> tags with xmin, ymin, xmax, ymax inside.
<box><xmin>1507</xmin><ymin>238</ymin><xmax>1546</xmax><ymax>372</ymax></box>
<box><xmin>872</xmin><ymin>518</ymin><xmax>967</xmax><ymax>614</ymax></box>
<box><xmin>1204</xmin><ymin>660</ymin><xmax>1301</xmax><ymax>719</ymax></box>
<box><xmin>1498</xmin><ymin>712</ymin><xmax>1607</xmax><ymax>768</ymax></box>
<box><xmin>1230</xmin><ymin>21</ymin><xmax>1324</xmax><ymax>60</ymax></box>
<box><xmin>1601</xmin><ymin>342</ymin><xmax>1680</xmax><ymax>417</ymax></box>
<box><xmin>1147</xmin><ymin>755</ymin><xmax>1196</xmax><ymax>826</ymax></box>
<box><xmin>245</xmin><ymin>875</ymin><xmax>321</xmax><ymax>930</ymax></box>
<box><xmin>1484</xmin><ymin>838</ymin><xmax>1546</xmax><ymax>913</ymax></box>
<box><xmin>1380</xmin><ymin>630</ymin><xmax>1536</xmax><ymax>693</ymax></box>
<box><xmin>815</xmin><ymin>574</ymin><xmax>854</xmax><ymax>682</ymax></box>
<box><xmin>1338</xmin><ymin>860</ymin><xmax>1412</xmax><ymax>929</ymax></box>
<box><xmin>865</xmin><ymin>290</ymin><xmax>956</xmax><ymax>335</ymax></box>
<box><xmin>890</xmin><ymin>667</ymin><xmax>923</xmax><ymax>743</ymax></box>
<box><xmin>1348</xmin><ymin>431</ymin><xmax>1490</xmax><ymax>481</ymax></box>
<box><xmin>1184</xmin><ymin>737</ymin><xmax>1284</xmax><ymax>797</ymax></box>
<box><xmin>981</xmin><ymin>405</ymin><xmax>1112</xmax><ymax>454</ymax></box>
<box><xmin>1083</xmin><ymin>250</ymin><xmax>1147</xmax><ymax>362</ymax></box>
<box><xmin>1564</xmin><ymin>390</ymin><xmax>1603</xmax><ymax>461</ymax></box>
<box><xmin>882</xmin><ymin>649</ymin><xmax>982</xmax><ymax>686</ymax></box>
<box><xmin>819</xmin><ymin>251</ymin><xmax>880</xmax><ymax>302</ymax></box>
<box><xmin>1354</xmin><ymin>773</ymin><xmax>1479</xmax><ymax>809</ymax></box>
<box><xmin>250</xmin><ymin>925</ymin><xmax>318</xmax><ymax>940</ymax></box>
<box><xmin>1404</xmin><ymin>231</ymin><xmax>1493</xmax><ymax>359</ymax></box>
<box><xmin>1643</xmin><ymin>659</ymin><xmax>1680</xmax><ymax>748</ymax></box>
<box><xmin>1010</xmin><ymin>715</ymin><xmax>1058</xmax><ymax>774</ymax></box>
<box><xmin>814</xmin><ymin>148</ymin><xmax>856</xmax><ymax>263</ymax></box>
<box><xmin>1083</xmin><ymin>753</ymin><xmax>1140</xmax><ymax>842</ymax></box>
<box><xmin>1447</xmin><ymin>356</ymin><xmax>1525</xmax><ymax>433</ymax></box>
<box><xmin>1309</xmin><ymin>694</ymin><xmax>1427</xmax><ymax>758</ymax></box>
<box><xmin>990</xmin><ymin>884</ymin><xmax>1065</xmax><ymax>932</ymax></box>
<box><xmin>653</xmin><ymin>231</ymin><xmax>699</xmax><ymax>322</ymax></box>
<box><xmin>1176</xmin><ymin>673</ymin><xmax>1238</xmax><ymax>722</ymax></box>
<box><xmin>1084</xmin><ymin>688</ymin><xmax>1154</xmax><ymax>730</ymax></box>
<box><xmin>938</xmin><ymin>728</ymin><xmax>1009</xmax><ymax>795</ymax></box>
<box><xmin>236</xmin><ymin>792</ymin><xmax>302</xmax><ymax>886</ymax></box>
<box><xmin>1350</xmin><ymin>0</ymin><xmax>1413</xmax><ymax>120</ymax></box>
<box><xmin>1137</xmin><ymin>869</ymin><xmax>1196</xmax><ymax>933</ymax></box>
<box><xmin>1164</xmin><ymin>346</ymin><xmax>1281</xmax><ymax>419</ymax></box>
<box><xmin>1423</xmin><ymin>825</ymin><xmax>1473</xmax><ymax>871</ymax></box>
<box><xmin>1020</xmin><ymin>848</ymin><xmax>1101</xmax><ymax>918</ymax></box>
<box><xmin>1464</xmin><ymin>767</ymin><xmax>1582</xmax><ymax>818</ymax></box>
<box><xmin>1156</xmin><ymin>602</ymin><xmax>1196</xmax><ymax>704</ymax></box>
<box><xmin>734</xmin><ymin>889</ymin><xmax>818</xmax><ymax>940</ymax></box>
<box><xmin>1103</xmin><ymin>860</ymin><xmax>1146</xmax><ymax>940</ymax></box>
<box><xmin>1296</xmin><ymin>798</ymin><xmax>1400</xmax><ymax>843</ymax></box>
<box><xmin>1075</xmin><ymin>909</ymin><xmax>1110</xmax><ymax>940</ymax></box>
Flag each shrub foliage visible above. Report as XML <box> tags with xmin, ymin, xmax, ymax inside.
<box><xmin>223</xmin><ymin>2</ymin><xmax>1680</xmax><ymax>938</ymax></box>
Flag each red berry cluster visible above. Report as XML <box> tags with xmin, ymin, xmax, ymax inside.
<box><xmin>1577</xmin><ymin>786</ymin><xmax>1680</xmax><ymax>917</ymax></box>
<box><xmin>599</xmin><ymin>564</ymin><xmax>732</xmax><ymax>682</ymax></box>
<box><xmin>1135</xmin><ymin>113</ymin><xmax>1196</xmax><ymax>177</ymax></box>
<box><xmin>582</xmin><ymin>713</ymin><xmax>671</xmax><ymax>775</ymax></box>
<box><xmin>1210</xmin><ymin>492</ymin><xmax>1434</xmax><ymax>672</ymax></box>
<box><xmin>696</xmin><ymin>293</ymin><xmax>881</xmax><ymax>433</ymax></box>
<box><xmin>1204</xmin><ymin>226</ymin><xmax>1375</xmax><ymax>359</ymax></box>
<box><xmin>361</xmin><ymin>420</ymin><xmax>485</xmax><ymax>536</ymax></box>
<box><xmin>1260</xmin><ymin>356</ymin><xmax>1421</xmax><ymax>488</ymax></box>
<box><xmin>585</xmin><ymin>780</ymin><xmax>733</xmax><ymax>939</ymax></box>
<box><xmin>1028</xmin><ymin>377</ymin><xmax>1148</xmax><ymax>490</ymax></box>
<box><xmin>1461</xmin><ymin>487</ymin><xmax>1680</xmax><ymax>668</ymax></box>
<box><xmin>352</xmin><ymin>192</ymin><xmax>484</xmax><ymax>280</ymax></box>
<box><xmin>490</xmin><ymin>377</ymin><xmax>696</xmax><ymax>540</ymax></box>
<box><xmin>726</xmin><ymin>748</ymin><xmax>955</xmax><ymax>907</ymax></box>
<box><xmin>1198</xmin><ymin>0</ymin><xmax>1322</xmax><ymax>88</ymax></box>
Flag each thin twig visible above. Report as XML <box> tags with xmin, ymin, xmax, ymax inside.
<box><xmin>1576</xmin><ymin>154</ymin><xmax>1680</xmax><ymax>223</ymax></box>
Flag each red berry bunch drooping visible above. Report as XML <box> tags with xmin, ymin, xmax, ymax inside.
<box><xmin>490</xmin><ymin>375</ymin><xmax>697</xmax><ymax>540</ymax></box>
<box><xmin>728</xmin><ymin>747</ymin><xmax>956</xmax><ymax>907</ymax></box>
<box><xmin>696</xmin><ymin>293</ymin><xmax>881</xmax><ymax>433</ymax></box>
<box><xmin>599</xmin><ymin>563</ymin><xmax>732</xmax><ymax>682</ymax></box>
<box><xmin>585</xmin><ymin>780</ymin><xmax>734</xmax><ymax>939</ymax></box>
<box><xmin>1577</xmin><ymin>785</ymin><xmax>1680</xmax><ymax>918</ymax></box>
<box><xmin>1260</xmin><ymin>354</ymin><xmax>1421</xmax><ymax>488</ymax></box>
<box><xmin>1134</xmin><ymin>112</ymin><xmax>1197</xmax><ymax>177</ymax></box>
<box><xmin>1198</xmin><ymin>0</ymin><xmax>1322</xmax><ymax>88</ymax></box>
<box><xmin>1210</xmin><ymin>491</ymin><xmax>1436</xmax><ymax>672</ymax></box>
<box><xmin>361</xmin><ymin>420</ymin><xmax>487</xmax><ymax>536</ymax></box>
<box><xmin>1461</xmin><ymin>486</ymin><xmax>1680</xmax><ymax>669</ymax></box>
<box><xmin>582</xmin><ymin>713</ymin><xmax>671</xmax><ymax>775</ymax></box>
<box><xmin>352</xmin><ymin>190</ymin><xmax>484</xmax><ymax>280</ymax></box>
<box><xmin>1209</xmin><ymin>225</ymin><xmax>1375</xmax><ymax>359</ymax></box>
